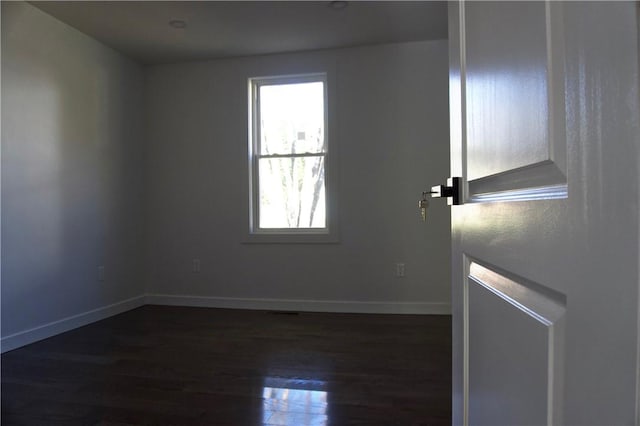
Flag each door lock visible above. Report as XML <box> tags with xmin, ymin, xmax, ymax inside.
<box><xmin>431</xmin><ymin>177</ymin><xmax>463</xmax><ymax>205</ymax></box>
<box><xmin>418</xmin><ymin>177</ymin><xmax>463</xmax><ymax>221</ymax></box>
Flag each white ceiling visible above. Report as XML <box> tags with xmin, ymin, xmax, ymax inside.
<box><xmin>30</xmin><ymin>1</ymin><xmax>448</xmax><ymax>65</ymax></box>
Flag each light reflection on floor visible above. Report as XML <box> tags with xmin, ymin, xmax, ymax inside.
<box><xmin>262</xmin><ymin>377</ymin><xmax>328</xmax><ymax>426</ymax></box>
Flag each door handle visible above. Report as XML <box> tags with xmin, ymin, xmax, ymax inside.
<box><xmin>430</xmin><ymin>177</ymin><xmax>463</xmax><ymax>205</ymax></box>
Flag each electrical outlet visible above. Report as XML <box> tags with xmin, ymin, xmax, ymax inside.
<box><xmin>192</xmin><ymin>258</ymin><xmax>201</xmax><ymax>273</ymax></box>
<box><xmin>395</xmin><ymin>263</ymin><xmax>405</xmax><ymax>278</ymax></box>
<box><xmin>98</xmin><ymin>266</ymin><xmax>105</xmax><ymax>282</ymax></box>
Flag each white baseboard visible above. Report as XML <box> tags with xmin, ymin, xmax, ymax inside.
<box><xmin>1</xmin><ymin>294</ymin><xmax>450</xmax><ymax>353</ymax></box>
<box><xmin>0</xmin><ymin>295</ymin><xmax>146</xmax><ymax>354</ymax></box>
<box><xmin>145</xmin><ymin>294</ymin><xmax>451</xmax><ymax>315</ymax></box>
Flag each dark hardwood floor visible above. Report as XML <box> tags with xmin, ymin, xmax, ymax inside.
<box><xmin>1</xmin><ymin>306</ymin><xmax>451</xmax><ymax>425</ymax></box>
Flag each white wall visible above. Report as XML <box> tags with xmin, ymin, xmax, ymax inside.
<box><xmin>0</xmin><ymin>2</ymin><xmax>452</xmax><ymax>353</ymax></box>
<box><xmin>1</xmin><ymin>2</ymin><xmax>146</xmax><ymax>349</ymax></box>
<box><xmin>144</xmin><ymin>41</ymin><xmax>451</xmax><ymax>313</ymax></box>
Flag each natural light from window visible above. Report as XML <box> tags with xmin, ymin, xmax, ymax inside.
<box><xmin>252</xmin><ymin>77</ymin><xmax>327</xmax><ymax>230</ymax></box>
<box><xmin>262</xmin><ymin>377</ymin><xmax>328</xmax><ymax>426</ymax></box>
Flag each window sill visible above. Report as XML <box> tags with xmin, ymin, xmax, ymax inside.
<box><xmin>243</xmin><ymin>231</ymin><xmax>340</xmax><ymax>244</ymax></box>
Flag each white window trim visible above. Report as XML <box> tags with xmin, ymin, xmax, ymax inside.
<box><xmin>245</xmin><ymin>72</ymin><xmax>339</xmax><ymax>244</ymax></box>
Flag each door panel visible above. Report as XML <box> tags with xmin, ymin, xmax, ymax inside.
<box><xmin>466</xmin><ymin>1</ymin><xmax>550</xmax><ymax>181</ymax></box>
<box><xmin>464</xmin><ymin>1</ymin><xmax>567</xmax><ymax>199</ymax></box>
<box><xmin>449</xmin><ymin>1</ymin><xmax>640</xmax><ymax>425</ymax></box>
<box><xmin>467</xmin><ymin>260</ymin><xmax>565</xmax><ymax>426</ymax></box>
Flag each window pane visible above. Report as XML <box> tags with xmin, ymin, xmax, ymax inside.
<box><xmin>258</xmin><ymin>156</ymin><xmax>326</xmax><ymax>229</ymax></box>
<box><xmin>260</xmin><ymin>82</ymin><xmax>325</xmax><ymax>155</ymax></box>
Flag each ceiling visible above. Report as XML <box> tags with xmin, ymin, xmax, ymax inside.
<box><xmin>30</xmin><ymin>1</ymin><xmax>448</xmax><ymax>65</ymax></box>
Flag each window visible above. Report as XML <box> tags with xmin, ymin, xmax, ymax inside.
<box><xmin>248</xmin><ymin>73</ymin><xmax>336</xmax><ymax>242</ymax></box>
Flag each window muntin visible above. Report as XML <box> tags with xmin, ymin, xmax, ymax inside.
<box><xmin>250</xmin><ymin>74</ymin><xmax>328</xmax><ymax>234</ymax></box>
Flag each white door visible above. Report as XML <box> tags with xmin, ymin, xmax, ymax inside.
<box><xmin>447</xmin><ymin>2</ymin><xmax>640</xmax><ymax>425</ymax></box>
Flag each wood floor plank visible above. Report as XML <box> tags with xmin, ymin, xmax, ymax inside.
<box><xmin>2</xmin><ymin>306</ymin><xmax>451</xmax><ymax>425</ymax></box>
